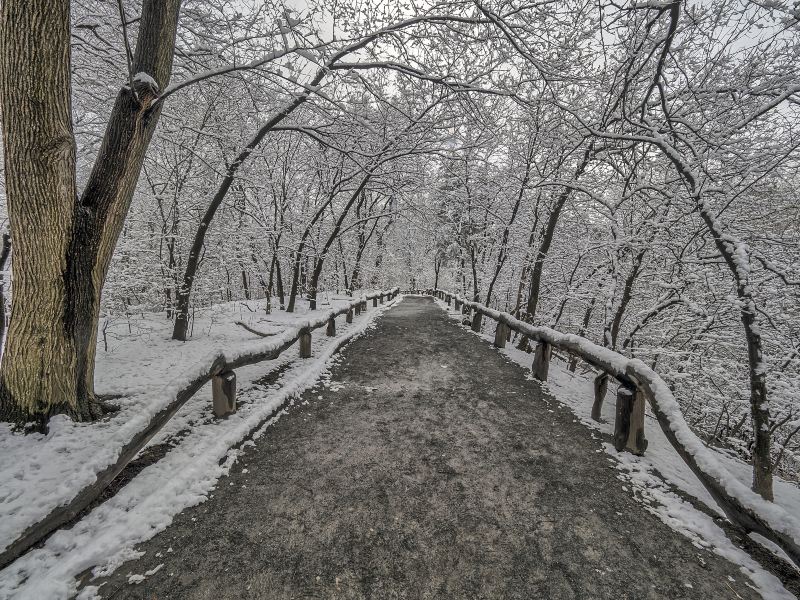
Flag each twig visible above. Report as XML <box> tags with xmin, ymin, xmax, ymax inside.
<box><xmin>234</xmin><ymin>321</ymin><xmax>278</xmax><ymax>338</ymax></box>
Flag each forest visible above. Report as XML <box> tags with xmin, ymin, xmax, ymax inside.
<box><xmin>0</xmin><ymin>0</ymin><xmax>799</xmax><ymax>596</ymax></box>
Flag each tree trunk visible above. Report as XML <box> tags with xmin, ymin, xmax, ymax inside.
<box><xmin>241</xmin><ymin>269</ymin><xmax>250</xmax><ymax>301</ymax></box>
<box><xmin>265</xmin><ymin>253</ymin><xmax>276</xmax><ymax>314</ymax></box>
<box><xmin>469</xmin><ymin>246</ymin><xmax>480</xmax><ymax>301</ymax></box>
<box><xmin>173</xmin><ymin>70</ymin><xmax>331</xmax><ymax>334</ymax></box>
<box><xmin>695</xmin><ymin>198</ymin><xmax>773</xmax><ymax>500</ymax></box>
<box><xmin>522</xmin><ymin>149</ymin><xmax>591</xmax><ymax>323</ymax></box>
<box><xmin>516</xmin><ymin>150</ymin><xmax>591</xmax><ymax>351</ymax></box>
<box><xmin>308</xmin><ymin>178</ymin><xmax>372</xmax><ymax>310</ymax></box>
<box><xmin>0</xmin><ymin>0</ymin><xmax>180</xmax><ymax>426</ymax></box>
<box><xmin>485</xmin><ymin>144</ymin><xmax>533</xmax><ymax>306</ymax></box>
<box><xmin>275</xmin><ymin>254</ymin><xmax>285</xmax><ymax>309</ymax></box>
<box><xmin>287</xmin><ymin>189</ymin><xmax>340</xmax><ymax>313</ymax></box>
<box><xmin>0</xmin><ymin>234</ymin><xmax>12</xmax><ymax>352</ymax></box>
<box><xmin>608</xmin><ymin>250</ymin><xmax>645</xmax><ymax>349</ymax></box>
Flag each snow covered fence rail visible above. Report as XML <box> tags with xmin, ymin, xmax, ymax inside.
<box><xmin>0</xmin><ymin>287</ymin><xmax>400</xmax><ymax>571</ymax></box>
<box><xmin>433</xmin><ymin>289</ymin><xmax>800</xmax><ymax>569</ymax></box>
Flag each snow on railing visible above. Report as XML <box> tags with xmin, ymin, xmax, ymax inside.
<box><xmin>432</xmin><ymin>288</ymin><xmax>800</xmax><ymax>568</ymax></box>
<box><xmin>0</xmin><ymin>288</ymin><xmax>400</xmax><ymax>570</ymax></box>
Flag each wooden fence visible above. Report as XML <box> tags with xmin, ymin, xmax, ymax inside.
<box><xmin>0</xmin><ymin>288</ymin><xmax>399</xmax><ymax>570</ymax></box>
<box><xmin>431</xmin><ymin>289</ymin><xmax>800</xmax><ymax>569</ymax></box>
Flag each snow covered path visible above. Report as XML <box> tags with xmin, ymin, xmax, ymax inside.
<box><xmin>90</xmin><ymin>296</ymin><xmax>782</xmax><ymax>599</ymax></box>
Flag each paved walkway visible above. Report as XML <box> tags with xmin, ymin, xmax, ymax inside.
<box><xmin>95</xmin><ymin>296</ymin><xmax>760</xmax><ymax>599</ymax></box>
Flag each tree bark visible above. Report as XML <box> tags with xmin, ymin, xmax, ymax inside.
<box><xmin>286</xmin><ymin>187</ymin><xmax>340</xmax><ymax>313</ymax></box>
<box><xmin>0</xmin><ymin>0</ymin><xmax>181</xmax><ymax>425</ymax></box>
<box><xmin>0</xmin><ymin>234</ymin><xmax>12</xmax><ymax>352</ymax></box>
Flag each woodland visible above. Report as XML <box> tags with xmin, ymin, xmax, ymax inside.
<box><xmin>0</xmin><ymin>0</ymin><xmax>799</xmax><ymax>511</ymax></box>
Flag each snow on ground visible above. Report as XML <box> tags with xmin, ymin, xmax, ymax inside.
<box><xmin>435</xmin><ymin>298</ymin><xmax>799</xmax><ymax>600</ymax></box>
<box><xmin>0</xmin><ymin>291</ymin><xmax>395</xmax><ymax>599</ymax></box>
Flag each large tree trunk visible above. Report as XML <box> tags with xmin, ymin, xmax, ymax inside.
<box><xmin>0</xmin><ymin>0</ymin><xmax>181</xmax><ymax>426</ymax></box>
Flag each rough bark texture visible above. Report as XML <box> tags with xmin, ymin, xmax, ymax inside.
<box><xmin>0</xmin><ymin>0</ymin><xmax>79</xmax><ymax>423</ymax></box>
<box><xmin>0</xmin><ymin>234</ymin><xmax>12</xmax><ymax>351</ymax></box>
<box><xmin>0</xmin><ymin>0</ymin><xmax>181</xmax><ymax>424</ymax></box>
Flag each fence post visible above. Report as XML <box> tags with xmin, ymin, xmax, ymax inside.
<box><xmin>592</xmin><ymin>373</ymin><xmax>609</xmax><ymax>421</ymax></box>
<box><xmin>471</xmin><ymin>311</ymin><xmax>482</xmax><ymax>332</ymax></box>
<box><xmin>532</xmin><ymin>341</ymin><xmax>551</xmax><ymax>381</ymax></box>
<box><xmin>346</xmin><ymin>308</ymin><xmax>353</xmax><ymax>323</ymax></box>
<box><xmin>212</xmin><ymin>370</ymin><xmax>237</xmax><ymax>417</ymax></box>
<box><xmin>326</xmin><ymin>316</ymin><xmax>336</xmax><ymax>337</ymax></box>
<box><xmin>614</xmin><ymin>384</ymin><xmax>648</xmax><ymax>455</ymax></box>
<box><xmin>299</xmin><ymin>327</ymin><xmax>312</xmax><ymax>358</ymax></box>
<box><xmin>493</xmin><ymin>322</ymin><xmax>508</xmax><ymax>348</ymax></box>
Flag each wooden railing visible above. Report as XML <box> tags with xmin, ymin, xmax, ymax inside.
<box><xmin>0</xmin><ymin>288</ymin><xmax>400</xmax><ymax>570</ymax></box>
<box><xmin>431</xmin><ymin>289</ymin><xmax>800</xmax><ymax>568</ymax></box>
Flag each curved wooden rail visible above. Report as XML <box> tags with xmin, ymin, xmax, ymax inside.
<box><xmin>0</xmin><ymin>288</ymin><xmax>399</xmax><ymax>570</ymax></box>
<box><xmin>432</xmin><ymin>289</ymin><xmax>800</xmax><ymax>568</ymax></box>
